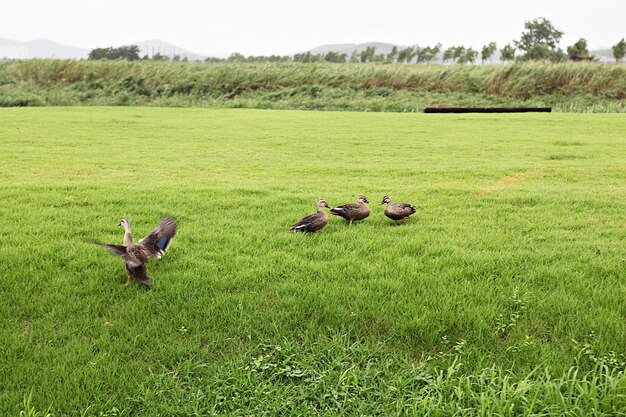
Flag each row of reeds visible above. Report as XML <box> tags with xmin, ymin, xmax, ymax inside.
<box><xmin>2</xmin><ymin>60</ymin><xmax>624</xmax><ymax>96</ymax></box>
<box><xmin>1</xmin><ymin>60</ymin><xmax>624</xmax><ymax>108</ymax></box>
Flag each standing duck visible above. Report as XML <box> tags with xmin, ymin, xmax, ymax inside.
<box><xmin>379</xmin><ymin>195</ymin><xmax>416</xmax><ymax>225</ymax></box>
<box><xmin>96</xmin><ymin>216</ymin><xmax>177</xmax><ymax>287</ymax></box>
<box><xmin>289</xmin><ymin>199</ymin><xmax>330</xmax><ymax>233</ymax></box>
<box><xmin>330</xmin><ymin>195</ymin><xmax>371</xmax><ymax>226</ymax></box>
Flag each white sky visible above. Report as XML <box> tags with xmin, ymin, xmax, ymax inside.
<box><xmin>1</xmin><ymin>0</ymin><xmax>624</xmax><ymax>55</ymax></box>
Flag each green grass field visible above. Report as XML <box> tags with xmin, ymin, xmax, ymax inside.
<box><xmin>1</xmin><ymin>107</ymin><xmax>625</xmax><ymax>416</ymax></box>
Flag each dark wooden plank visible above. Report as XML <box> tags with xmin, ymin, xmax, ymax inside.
<box><xmin>424</xmin><ymin>107</ymin><xmax>552</xmax><ymax>113</ymax></box>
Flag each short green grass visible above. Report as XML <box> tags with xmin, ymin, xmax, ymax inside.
<box><xmin>1</xmin><ymin>108</ymin><xmax>625</xmax><ymax>416</ymax></box>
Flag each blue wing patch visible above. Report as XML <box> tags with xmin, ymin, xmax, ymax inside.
<box><xmin>157</xmin><ymin>236</ymin><xmax>170</xmax><ymax>251</ymax></box>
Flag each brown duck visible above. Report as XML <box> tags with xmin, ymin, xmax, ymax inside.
<box><xmin>289</xmin><ymin>199</ymin><xmax>330</xmax><ymax>233</ymax></box>
<box><xmin>330</xmin><ymin>195</ymin><xmax>371</xmax><ymax>226</ymax></box>
<box><xmin>379</xmin><ymin>195</ymin><xmax>416</xmax><ymax>225</ymax></box>
<box><xmin>97</xmin><ymin>217</ymin><xmax>177</xmax><ymax>287</ymax></box>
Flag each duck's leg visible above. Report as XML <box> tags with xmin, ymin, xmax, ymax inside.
<box><xmin>349</xmin><ymin>219</ymin><xmax>353</xmax><ymax>227</ymax></box>
<box><xmin>401</xmin><ymin>217</ymin><xmax>408</xmax><ymax>225</ymax></box>
<box><xmin>125</xmin><ymin>275</ymin><xmax>131</xmax><ymax>286</ymax></box>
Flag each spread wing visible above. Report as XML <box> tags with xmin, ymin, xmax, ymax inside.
<box><xmin>97</xmin><ymin>244</ymin><xmax>127</xmax><ymax>258</ymax></box>
<box><xmin>97</xmin><ymin>243</ymin><xmax>144</xmax><ymax>268</ymax></box>
<box><xmin>138</xmin><ymin>216</ymin><xmax>177</xmax><ymax>259</ymax></box>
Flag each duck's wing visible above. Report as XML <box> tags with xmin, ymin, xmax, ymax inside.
<box><xmin>396</xmin><ymin>203</ymin><xmax>417</xmax><ymax>215</ymax></box>
<box><xmin>98</xmin><ymin>243</ymin><xmax>146</xmax><ymax>268</ymax></box>
<box><xmin>126</xmin><ymin>264</ymin><xmax>152</xmax><ymax>287</ymax></box>
<box><xmin>330</xmin><ymin>204</ymin><xmax>358</xmax><ymax>218</ymax></box>
<box><xmin>289</xmin><ymin>213</ymin><xmax>318</xmax><ymax>232</ymax></box>
<box><xmin>138</xmin><ymin>216</ymin><xmax>177</xmax><ymax>259</ymax></box>
<box><xmin>97</xmin><ymin>244</ymin><xmax>127</xmax><ymax>258</ymax></box>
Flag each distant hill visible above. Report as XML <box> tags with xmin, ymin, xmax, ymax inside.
<box><xmin>0</xmin><ymin>38</ymin><xmax>89</xmax><ymax>59</ymax></box>
<box><xmin>0</xmin><ymin>38</ymin><xmax>208</xmax><ymax>60</ymax></box>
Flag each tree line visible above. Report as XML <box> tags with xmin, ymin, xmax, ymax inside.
<box><xmin>88</xmin><ymin>18</ymin><xmax>626</xmax><ymax>64</ymax></box>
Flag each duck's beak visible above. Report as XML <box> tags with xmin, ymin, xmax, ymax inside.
<box><xmin>379</xmin><ymin>201</ymin><xmax>385</xmax><ymax>205</ymax></box>
<box><xmin>325</xmin><ymin>203</ymin><xmax>330</xmax><ymax>208</ymax></box>
<box><xmin>117</xmin><ymin>222</ymin><xmax>122</xmax><ymax>227</ymax></box>
<box><xmin>364</xmin><ymin>199</ymin><xmax>370</xmax><ymax>204</ymax></box>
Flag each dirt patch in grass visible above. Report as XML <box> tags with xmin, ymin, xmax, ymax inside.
<box><xmin>479</xmin><ymin>166</ymin><xmax>625</xmax><ymax>195</ymax></box>
<box><xmin>479</xmin><ymin>169</ymin><xmax>542</xmax><ymax>195</ymax></box>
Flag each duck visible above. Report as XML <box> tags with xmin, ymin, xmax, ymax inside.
<box><xmin>289</xmin><ymin>199</ymin><xmax>330</xmax><ymax>233</ymax></box>
<box><xmin>379</xmin><ymin>195</ymin><xmax>416</xmax><ymax>225</ymax></box>
<box><xmin>96</xmin><ymin>216</ymin><xmax>177</xmax><ymax>287</ymax></box>
<box><xmin>330</xmin><ymin>195</ymin><xmax>371</xmax><ymax>226</ymax></box>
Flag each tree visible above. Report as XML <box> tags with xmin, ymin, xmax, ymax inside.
<box><xmin>117</xmin><ymin>45</ymin><xmax>140</xmax><ymax>60</ymax></box>
<box><xmin>360</xmin><ymin>46</ymin><xmax>377</xmax><ymax>63</ymax></box>
<box><xmin>481</xmin><ymin>42</ymin><xmax>497</xmax><ymax>63</ymax></box>
<box><xmin>88</xmin><ymin>47</ymin><xmax>108</xmax><ymax>60</ymax></box>
<box><xmin>227</xmin><ymin>52</ymin><xmax>245</xmax><ymax>62</ymax></box>
<box><xmin>612</xmin><ymin>38</ymin><xmax>626</xmax><ymax>63</ymax></box>
<box><xmin>324</xmin><ymin>51</ymin><xmax>347</xmax><ymax>63</ymax></box>
<box><xmin>442</xmin><ymin>47</ymin><xmax>454</xmax><ymax>63</ymax></box>
<box><xmin>457</xmin><ymin>48</ymin><xmax>478</xmax><ymax>64</ymax></box>
<box><xmin>514</xmin><ymin>17</ymin><xmax>564</xmax><ymax>60</ymax></box>
<box><xmin>88</xmin><ymin>45</ymin><xmax>140</xmax><ymax>60</ymax></box>
<box><xmin>425</xmin><ymin>44</ymin><xmax>442</xmax><ymax>63</ymax></box>
<box><xmin>349</xmin><ymin>50</ymin><xmax>360</xmax><ymax>63</ymax></box>
<box><xmin>397</xmin><ymin>47</ymin><xmax>414</xmax><ymax>63</ymax></box>
<box><xmin>386</xmin><ymin>46</ymin><xmax>398</xmax><ymax>63</ymax></box>
<box><xmin>415</xmin><ymin>44</ymin><xmax>441</xmax><ymax>63</ymax></box>
<box><xmin>443</xmin><ymin>46</ymin><xmax>466</xmax><ymax>63</ymax></box>
<box><xmin>294</xmin><ymin>51</ymin><xmax>322</xmax><ymax>63</ymax></box>
<box><xmin>527</xmin><ymin>43</ymin><xmax>553</xmax><ymax>60</ymax></box>
<box><xmin>151</xmin><ymin>53</ymin><xmax>169</xmax><ymax>61</ymax></box>
<box><xmin>452</xmin><ymin>46</ymin><xmax>466</xmax><ymax>63</ymax></box>
<box><xmin>567</xmin><ymin>38</ymin><xmax>591</xmax><ymax>59</ymax></box>
<box><xmin>500</xmin><ymin>44</ymin><xmax>516</xmax><ymax>62</ymax></box>
<box><xmin>373</xmin><ymin>53</ymin><xmax>385</xmax><ymax>63</ymax></box>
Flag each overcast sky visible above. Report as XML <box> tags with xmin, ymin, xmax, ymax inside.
<box><xmin>1</xmin><ymin>0</ymin><xmax>624</xmax><ymax>54</ymax></box>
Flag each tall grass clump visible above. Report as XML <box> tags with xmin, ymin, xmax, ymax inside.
<box><xmin>486</xmin><ymin>62</ymin><xmax>626</xmax><ymax>99</ymax></box>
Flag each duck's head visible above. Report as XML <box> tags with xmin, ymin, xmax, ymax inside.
<box><xmin>117</xmin><ymin>218</ymin><xmax>130</xmax><ymax>228</ymax></box>
<box><xmin>379</xmin><ymin>195</ymin><xmax>391</xmax><ymax>205</ymax></box>
<box><xmin>357</xmin><ymin>195</ymin><xmax>369</xmax><ymax>204</ymax></box>
<box><xmin>316</xmin><ymin>199</ymin><xmax>331</xmax><ymax>209</ymax></box>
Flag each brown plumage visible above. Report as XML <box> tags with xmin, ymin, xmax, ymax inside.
<box><xmin>289</xmin><ymin>199</ymin><xmax>330</xmax><ymax>233</ymax></box>
<box><xmin>330</xmin><ymin>195</ymin><xmax>371</xmax><ymax>226</ymax></box>
<box><xmin>97</xmin><ymin>216</ymin><xmax>177</xmax><ymax>287</ymax></box>
<box><xmin>379</xmin><ymin>195</ymin><xmax>416</xmax><ymax>225</ymax></box>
